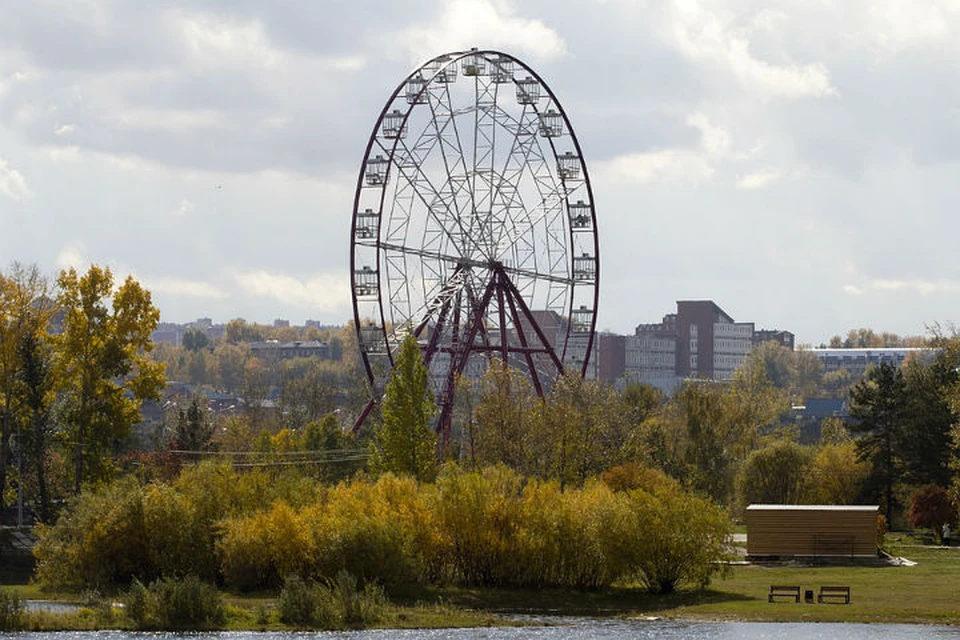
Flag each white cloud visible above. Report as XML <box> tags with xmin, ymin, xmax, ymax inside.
<box><xmin>687</xmin><ymin>113</ymin><xmax>731</xmax><ymax>156</ymax></box>
<box><xmin>234</xmin><ymin>270</ymin><xmax>351</xmax><ymax>312</ymax></box>
<box><xmin>47</xmin><ymin>146</ymin><xmax>81</xmax><ymax>162</ymax></box>
<box><xmin>737</xmin><ymin>168</ymin><xmax>782</xmax><ymax>189</ymax></box>
<box><xmin>172</xmin><ymin>198</ymin><xmax>196</xmax><ymax>217</ymax></box>
<box><xmin>55</xmin><ymin>124</ymin><xmax>76</xmax><ymax>136</ymax></box>
<box><xmin>593</xmin><ymin>112</ymin><xmax>729</xmax><ymax>185</ymax></box>
<box><xmin>861</xmin><ymin>0</ymin><xmax>960</xmax><ymax>55</ymax></box>
<box><xmin>843</xmin><ymin>278</ymin><xmax>960</xmax><ymax>297</ymax></box>
<box><xmin>117</xmin><ymin>108</ymin><xmax>223</xmax><ymax>132</ymax></box>
<box><xmin>56</xmin><ymin>244</ymin><xmax>89</xmax><ymax>270</ymax></box>
<box><xmin>145</xmin><ymin>276</ymin><xmax>228</xmax><ymax>300</ymax></box>
<box><xmin>0</xmin><ymin>158</ymin><xmax>32</xmax><ymax>201</ymax></box>
<box><xmin>176</xmin><ymin>10</ymin><xmax>284</xmax><ymax>69</ymax></box>
<box><xmin>871</xmin><ymin>278</ymin><xmax>960</xmax><ymax>295</ymax></box>
<box><xmin>399</xmin><ymin>0</ymin><xmax>566</xmax><ymax>63</ymax></box>
<box><xmin>664</xmin><ymin>0</ymin><xmax>836</xmax><ymax>98</ymax></box>
<box><xmin>595</xmin><ymin>149</ymin><xmax>715</xmax><ymax>185</ymax></box>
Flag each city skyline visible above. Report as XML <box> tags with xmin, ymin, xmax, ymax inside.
<box><xmin>3</xmin><ymin>2</ymin><xmax>959</xmax><ymax>345</ymax></box>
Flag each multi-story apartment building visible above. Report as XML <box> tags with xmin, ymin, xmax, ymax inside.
<box><xmin>613</xmin><ymin>300</ymin><xmax>791</xmax><ymax>392</ymax></box>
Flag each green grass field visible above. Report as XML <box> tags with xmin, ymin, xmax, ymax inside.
<box><xmin>428</xmin><ymin>534</ymin><xmax>960</xmax><ymax>625</ymax></box>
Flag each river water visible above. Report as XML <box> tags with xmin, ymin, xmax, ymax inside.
<box><xmin>3</xmin><ymin>620</ymin><xmax>959</xmax><ymax>639</ymax></box>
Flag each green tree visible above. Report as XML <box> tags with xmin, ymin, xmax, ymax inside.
<box><xmin>0</xmin><ymin>263</ymin><xmax>52</xmax><ymax>520</ymax></box>
<box><xmin>471</xmin><ymin>365</ymin><xmax>536</xmax><ymax>471</ymax></box>
<box><xmin>174</xmin><ymin>398</ymin><xmax>214</xmax><ymax>452</ymax></box>
<box><xmin>302</xmin><ymin>413</ymin><xmax>359</xmax><ymax>482</ymax></box>
<box><xmin>619</xmin><ymin>382</ymin><xmax>663</xmax><ymax>426</ymax></box>
<box><xmin>669</xmin><ymin>381</ymin><xmax>741</xmax><ymax>503</ymax></box>
<box><xmin>848</xmin><ymin>362</ymin><xmax>905</xmax><ymax>524</ymax></box>
<box><xmin>533</xmin><ymin>375</ymin><xmax>627</xmax><ymax>487</ymax></box>
<box><xmin>181</xmin><ymin>328</ymin><xmax>209</xmax><ymax>352</ymax></box>
<box><xmin>735</xmin><ymin>440</ymin><xmax>813</xmax><ymax>509</ymax></box>
<box><xmin>56</xmin><ymin>265</ymin><xmax>166</xmax><ymax>493</ymax></box>
<box><xmin>17</xmin><ymin>330</ymin><xmax>56</xmax><ymax>522</ymax></box>
<box><xmin>898</xmin><ymin>356</ymin><xmax>955</xmax><ymax>487</ymax></box>
<box><xmin>369</xmin><ymin>333</ymin><xmax>437</xmax><ymax>481</ymax></box>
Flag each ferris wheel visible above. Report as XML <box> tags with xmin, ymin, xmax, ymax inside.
<box><xmin>350</xmin><ymin>49</ymin><xmax>599</xmax><ymax>435</ymax></box>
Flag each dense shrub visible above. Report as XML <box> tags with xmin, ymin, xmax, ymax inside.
<box><xmin>627</xmin><ymin>483</ymin><xmax>733</xmax><ymax>593</ymax></box>
<box><xmin>0</xmin><ymin>589</ymin><xmax>24</xmax><ymax>630</ymax></box>
<box><xmin>124</xmin><ymin>579</ymin><xmax>149</xmax><ymax>628</ymax></box>
<box><xmin>277</xmin><ymin>572</ymin><xmax>387</xmax><ymax>629</ymax></box>
<box><xmin>148</xmin><ymin>575</ymin><xmax>224</xmax><ymax>628</ymax></box>
<box><xmin>431</xmin><ymin>464</ymin><xmax>525</xmax><ymax>585</ymax></box>
<box><xmin>34</xmin><ymin>477</ymin><xmax>149</xmax><ymax>588</ymax></box>
<box><xmin>36</xmin><ymin>462</ymin><xmax>734</xmax><ymax>595</ymax></box>
<box><xmin>278</xmin><ymin>575</ymin><xmax>316</xmax><ymax>625</ymax></box>
<box><xmin>219</xmin><ymin>501</ymin><xmax>316</xmax><ymax>590</ymax></box>
<box><xmin>312</xmin><ymin>478</ymin><xmax>421</xmax><ymax>585</ymax></box>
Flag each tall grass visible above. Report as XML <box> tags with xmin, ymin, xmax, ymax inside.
<box><xmin>0</xmin><ymin>588</ymin><xmax>24</xmax><ymax>630</ymax></box>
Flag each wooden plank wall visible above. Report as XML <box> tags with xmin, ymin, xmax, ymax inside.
<box><xmin>746</xmin><ymin>507</ymin><xmax>878</xmax><ymax>557</ymax></box>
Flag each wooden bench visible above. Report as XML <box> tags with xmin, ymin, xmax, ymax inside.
<box><xmin>818</xmin><ymin>586</ymin><xmax>851</xmax><ymax>604</ymax></box>
<box><xmin>768</xmin><ymin>585</ymin><xmax>801</xmax><ymax>603</ymax></box>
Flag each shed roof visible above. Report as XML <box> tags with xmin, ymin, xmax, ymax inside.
<box><xmin>747</xmin><ymin>504</ymin><xmax>878</xmax><ymax>512</ymax></box>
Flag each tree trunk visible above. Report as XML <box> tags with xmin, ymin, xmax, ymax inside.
<box><xmin>0</xmin><ymin>411</ymin><xmax>8</xmax><ymax>522</ymax></box>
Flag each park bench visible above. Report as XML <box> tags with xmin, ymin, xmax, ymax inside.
<box><xmin>817</xmin><ymin>585</ymin><xmax>851</xmax><ymax>604</ymax></box>
<box><xmin>768</xmin><ymin>585</ymin><xmax>801</xmax><ymax>603</ymax></box>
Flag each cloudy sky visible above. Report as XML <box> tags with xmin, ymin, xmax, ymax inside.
<box><xmin>1</xmin><ymin>0</ymin><xmax>959</xmax><ymax>345</ymax></box>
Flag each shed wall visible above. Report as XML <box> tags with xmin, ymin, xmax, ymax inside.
<box><xmin>746</xmin><ymin>507</ymin><xmax>878</xmax><ymax>557</ymax></box>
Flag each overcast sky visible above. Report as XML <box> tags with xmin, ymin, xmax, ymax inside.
<box><xmin>2</xmin><ymin>0</ymin><xmax>959</xmax><ymax>345</ymax></box>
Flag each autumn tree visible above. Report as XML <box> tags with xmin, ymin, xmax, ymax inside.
<box><xmin>369</xmin><ymin>333</ymin><xmax>437</xmax><ymax>481</ymax></box>
<box><xmin>803</xmin><ymin>441</ymin><xmax>869</xmax><ymax>504</ymax></box>
<box><xmin>56</xmin><ymin>265</ymin><xmax>166</xmax><ymax>493</ymax></box>
<box><xmin>908</xmin><ymin>484</ymin><xmax>958</xmax><ymax>544</ymax></box>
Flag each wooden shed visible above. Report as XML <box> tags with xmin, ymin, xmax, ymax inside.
<box><xmin>746</xmin><ymin>505</ymin><xmax>879</xmax><ymax>558</ymax></box>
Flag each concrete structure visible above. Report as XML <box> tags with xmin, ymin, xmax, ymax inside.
<box><xmin>746</xmin><ymin>504</ymin><xmax>879</xmax><ymax>559</ymax></box>
<box><xmin>754</xmin><ymin>329</ymin><xmax>795</xmax><ymax>350</ymax></box>
<box><xmin>249</xmin><ymin>340</ymin><xmax>330</xmax><ymax>361</ymax></box>
<box><xmin>616</xmin><ymin>300</ymin><xmax>787</xmax><ymax>391</ymax></box>
<box><xmin>808</xmin><ymin>348</ymin><xmax>930</xmax><ymax>378</ymax></box>
<box><xmin>625</xmin><ymin>323</ymin><xmax>677</xmax><ymax>392</ymax></box>
<box><xmin>597</xmin><ymin>333</ymin><xmax>626</xmax><ymax>384</ymax></box>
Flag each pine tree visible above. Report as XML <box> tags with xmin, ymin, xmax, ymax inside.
<box><xmin>848</xmin><ymin>362</ymin><xmax>905</xmax><ymax>524</ymax></box>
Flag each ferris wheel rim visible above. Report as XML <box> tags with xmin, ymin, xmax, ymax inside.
<box><xmin>349</xmin><ymin>49</ymin><xmax>600</xmax><ymax>391</ymax></box>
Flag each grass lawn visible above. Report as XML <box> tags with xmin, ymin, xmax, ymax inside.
<box><xmin>426</xmin><ymin>535</ymin><xmax>960</xmax><ymax>625</ymax></box>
